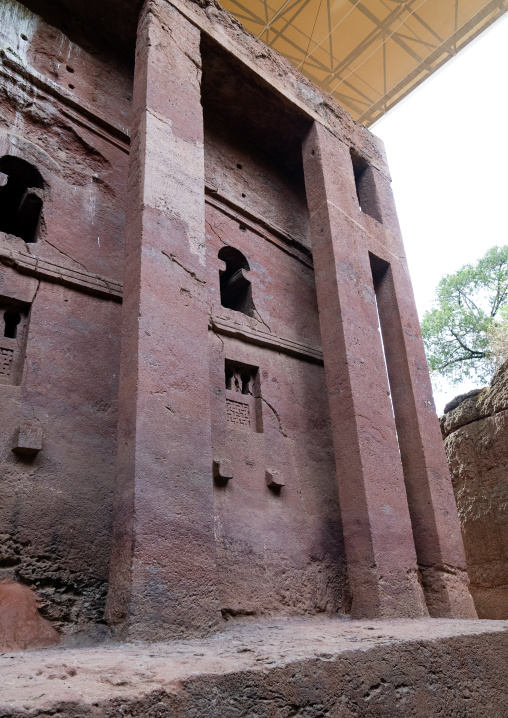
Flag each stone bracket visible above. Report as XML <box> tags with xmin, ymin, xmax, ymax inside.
<box><xmin>12</xmin><ymin>424</ymin><xmax>43</xmax><ymax>458</ymax></box>
<box><xmin>213</xmin><ymin>458</ymin><xmax>233</xmax><ymax>486</ymax></box>
<box><xmin>265</xmin><ymin>469</ymin><xmax>284</xmax><ymax>490</ymax></box>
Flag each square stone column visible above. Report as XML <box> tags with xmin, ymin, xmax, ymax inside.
<box><xmin>303</xmin><ymin>121</ymin><xmax>475</xmax><ymax>618</ymax></box>
<box><xmin>106</xmin><ymin>0</ymin><xmax>220</xmax><ymax>640</ymax></box>
<box><xmin>367</xmin><ymin>165</ymin><xmax>477</xmax><ymax>618</ymax></box>
<box><xmin>302</xmin><ymin>122</ymin><xmax>428</xmax><ymax>619</ymax></box>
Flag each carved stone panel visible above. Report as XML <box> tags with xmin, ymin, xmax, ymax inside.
<box><xmin>224</xmin><ymin>359</ymin><xmax>262</xmax><ymax>433</ymax></box>
<box><xmin>0</xmin><ymin>301</ymin><xmax>29</xmax><ymax>386</ymax></box>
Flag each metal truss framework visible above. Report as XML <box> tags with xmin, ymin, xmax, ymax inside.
<box><xmin>220</xmin><ymin>0</ymin><xmax>508</xmax><ymax>125</ymax></box>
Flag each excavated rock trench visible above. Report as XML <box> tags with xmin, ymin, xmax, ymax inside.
<box><xmin>441</xmin><ymin>360</ymin><xmax>508</xmax><ymax>619</ymax></box>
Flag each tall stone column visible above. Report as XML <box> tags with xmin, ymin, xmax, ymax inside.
<box><xmin>106</xmin><ymin>0</ymin><xmax>220</xmax><ymax>640</ymax></box>
<box><xmin>367</xmin><ymin>168</ymin><xmax>477</xmax><ymax>618</ymax></box>
<box><xmin>302</xmin><ymin>122</ymin><xmax>428</xmax><ymax>619</ymax></box>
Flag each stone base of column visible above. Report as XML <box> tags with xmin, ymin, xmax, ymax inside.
<box><xmin>420</xmin><ymin>566</ymin><xmax>478</xmax><ymax>618</ymax></box>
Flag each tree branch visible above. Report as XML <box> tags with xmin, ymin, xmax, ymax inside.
<box><xmin>449</xmin><ymin>329</ymin><xmax>479</xmax><ymax>356</ymax></box>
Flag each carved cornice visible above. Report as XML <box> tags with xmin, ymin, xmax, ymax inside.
<box><xmin>0</xmin><ymin>244</ymin><xmax>122</xmax><ymax>301</ymax></box>
<box><xmin>210</xmin><ymin>316</ymin><xmax>323</xmax><ymax>364</ymax></box>
<box><xmin>205</xmin><ymin>185</ymin><xmax>313</xmax><ymax>269</ymax></box>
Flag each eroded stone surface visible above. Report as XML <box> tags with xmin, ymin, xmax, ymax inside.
<box><xmin>441</xmin><ymin>361</ymin><xmax>508</xmax><ymax>618</ymax></box>
<box><xmin>0</xmin><ymin>617</ymin><xmax>507</xmax><ymax>717</ymax></box>
<box><xmin>0</xmin><ymin>580</ymin><xmax>59</xmax><ymax>652</ymax></box>
<box><xmin>0</xmin><ymin>0</ymin><xmax>125</xmax><ymax>645</ymax></box>
<box><xmin>0</xmin><ymin>0</ymin><xmax>475</xmax><ymax>646</ymax></box>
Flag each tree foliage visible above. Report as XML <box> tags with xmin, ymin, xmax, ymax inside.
<box><xmin>487</xmin><ymin>304</ymin><xmax>508</xmax><ymax>370</ymax></box>
<box><xmin>421</xmin><ymin>245</ymin><xmax>508</xmax><ymax>386</ymax></box>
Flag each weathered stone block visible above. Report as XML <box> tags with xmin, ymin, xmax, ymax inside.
<box><xmin>0</xmin><ymin>580</ymin><xmax>59</xmax><ymax>652</ymax></box>
<box><xmin>213</xmin><ymin>458</ymin><xmax>233</xmax><ymax>485</ymax></box>
<box><xmin>265</xmin><ymin>468</ymin><xmax>284</xmax><ymax>489</ymax></box>
<box><xmin>12</xmin><ymin>424</ymin><xmax>43</xmax><ymax>457</ymax></box>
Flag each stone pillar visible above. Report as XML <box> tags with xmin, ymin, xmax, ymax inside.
<box><xmin>368</xmin><ymin>171</ymin><xmax>477</xmax><ymax>618</ymax></box>
<box><xmin>302</xmin><ymin>122</ymin><xmax>428</xmax><ymax>619</ymax></box>
<box><xmin>106</xmin><ymin>0</ymin><xmax>220</xmax><ymax>640</ymax></box>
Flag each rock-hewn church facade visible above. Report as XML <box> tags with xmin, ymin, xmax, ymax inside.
<box><xmin>0</xmin><ymin>0</ymin><xmax>476</xmax><ymax>651</ymax></box>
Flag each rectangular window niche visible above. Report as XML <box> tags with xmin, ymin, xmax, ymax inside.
<box><xmin>350</xmin><ymin>149</ymin><xmax>382</xmax><ymax>223</ymax></box>
<box><xmin>224</xmin><ymin>359</ymin><xmax>263</xmax><ymax>433</ymax></box>
<box><xmin>0</xmin><ymin>299</ymin><xmax>30</xmax><ymax>386</ymax></box>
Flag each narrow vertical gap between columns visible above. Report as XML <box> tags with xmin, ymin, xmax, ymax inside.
<box><xmin>350</xmin><ymin>150</ymin><xmax>383</xmax><ymax>223</ymax></box>
<box><xmin>369</xmin><ymin>251</ymin><xmax>436</xmax><ymax>615</ymax></box>
<box><xmin>369</xmin><ymin>253</ymin><xmax>408</xmax><ymax>486</ymax></box>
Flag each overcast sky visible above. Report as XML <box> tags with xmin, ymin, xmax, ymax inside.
<box><xmin>372</xmin><ymin>12</ymin><xmax>508</xmax><ymax>413</ymax></box>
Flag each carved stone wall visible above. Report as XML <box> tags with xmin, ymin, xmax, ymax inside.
<box><xmin>202</xmin><ymin>92</ymin><xmax>349</xmax><ymax>617</ymax></box>
<box><xmin>441</xmin><ymin>361</ymin><xmax>508</xmax><ymax>619</ymax></box>
<box><xmin>0</xmin><ymin>0</ymin><xmax>476</xmax><ymax>650</ymax></box>
<box><xmin>0</xmin><ymin>0</ymin><xmax>128</xmax><ymax>648</ymax></box>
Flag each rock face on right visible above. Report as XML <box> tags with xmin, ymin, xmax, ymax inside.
<box><xmin>441</xmin><ymin>361</ymin><xmax>508</xmax><ymax>619</ymax></box>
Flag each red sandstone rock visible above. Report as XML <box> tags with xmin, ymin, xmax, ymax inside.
<box><xmin>0</xmin><ymin>0</ymin><xmax>476</xmax><ymax>645</ymax></box>
<box><xmin>0</xmin><ymin>617</ymin><xmax>508</xmax><ymax>716</ymax></box>
<box><xmin>441</xmin><ymin>360</ymin><xmax>508</xmax><ymax>619</ymax></box>
<box><xmin>0</xmin><ymin>580</ymin><xmax>59</xmax><ymax>652</ymax></box>
<box><xmin>302</xmin><ymin>123</ymin><xmax>427</xmax><ymax>619</ymax></box>
<box><xmin>0</xmin><ymin>0</ymin><xmax>125</xmax><ymax>643</ymax></box>
<box><xmin>105</xmin><ymin>0</ymin><xmax>221</xmax><ymax>641</ymax></box>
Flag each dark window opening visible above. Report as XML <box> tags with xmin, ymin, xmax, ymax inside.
<box><xmin>4</xmin><ymin>311</ymin><xmax>21</xmax><ymax>339</ymax></box>
<box><xmin>225</xmin><ymin>360</ymin><xmax>257</xmax><ymax>393</ymax></box>
<box><xmin>0</xmin><ymin>301</ymin><xmax>29</xmax><ymax>386</ymax></box>
<box><xmin>0</xmin><ymin>156</ymin><xmax>44</xmax><ymax>242</ymax></box>
<box><xmin>241</xmin><ymin>373</ymin><xmax>251</xmax><ymax>394</ymax></box>
<box><xmin>369</xmin><ymin>251</ymin><xmax>398</xmax><ymax>433</ymax></box>
<box><xmin>350</xmin><ymin>149</ymin><xmax>382</xmax><ymax>223</ymax></box>
<box><xmin>369</xmin><ymin>252</ymin><xmax>390</xmax><ymax>288</ymax></box>
<box><xmin>218</xmin><ymin>246</ymin><xmax>255</xmax><ymax>317</ymax></box>
<box><xmin>224</xmin><ymin>365</ymin><xmax>252</xmax><ymax>395</ymax></box>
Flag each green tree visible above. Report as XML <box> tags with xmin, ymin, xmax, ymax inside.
<box><xmin>421</xmin><ymin>245</ymin><xmax>508</xmax><ymax>386</ymax></box>
<box><xmin>487</xmin><ymin>303</ymin><xmax>508</xmax><ymax>370</ymax></box>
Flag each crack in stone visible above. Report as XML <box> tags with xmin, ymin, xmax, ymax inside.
<box><xmin>211</xmin><ymin>326</ymin><xmax>225</xmax><ymax>353</ymax></box>
<box><xmin>259</xmin><ymin>396</ymin><xmax>288</xmax><ymax>438</ymax></box>
<box><xmin>205</xmin><ymin>219</ymin><xmax>224</xmax><ymax>246</ymax></box>
<box><xmin>443</xmin><ymin>406</ymin><xmax>508</xmax><ymax>438</ymax></box>
<box><xmin>161</xmin><ymin>249</ymin><xmax>205</xmax><ymax>285</ymax></box>
<box><xmin>253</xmin><ymin>308</ymin><xmax>271</xmax><ymax>333</ymax></box>
<box><xmin>184</xmin><ymin>50</ymin><xmax>202</xmax><ymax>73</ymax></box>
<box><xmin>42</xmin><ymin>239</ymin><xmax>90</xmax><ymax>274</ymax></box>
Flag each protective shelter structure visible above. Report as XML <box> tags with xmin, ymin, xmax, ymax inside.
<box><xmin>222</xmin><ymin>0</ymin><xmax>508</xmax><ymax>125</ymax></box>
<box><xmin>0</xmin><ymin>0</ymin><xmax>481</xmax><ymax>649</ymax></box>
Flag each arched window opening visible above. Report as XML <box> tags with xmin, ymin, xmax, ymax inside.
<box><xmin>4</xmin><ymin>311</ymin><xmax>21</xmax><ymax>339</ymax></box>
<box><xmin>0</xmin><ymin>156</ymin><xmax>44</xmax><ymax>243</ymax></box>
<box><xmin>218</xmin><ymin>246</ymin><xmax>255</xmax><ymax>317</ymax></box>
